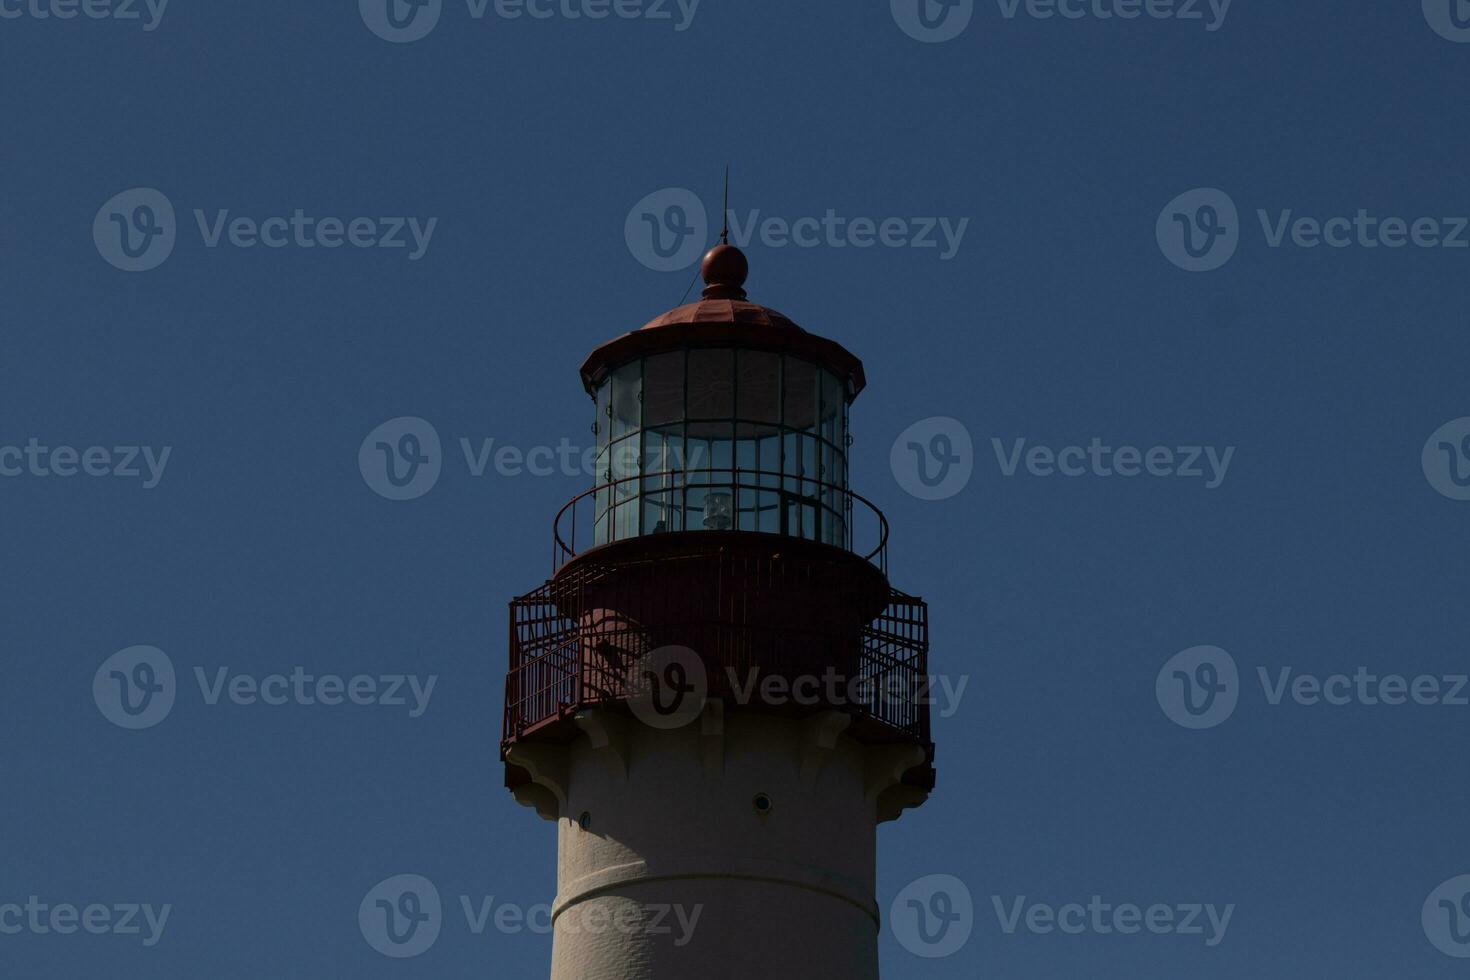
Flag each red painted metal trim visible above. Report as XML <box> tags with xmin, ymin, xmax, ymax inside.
<box><xmin>578</xmin><ymin>319</ymin><xmax>868</xmax><ymax>400</ymax></box>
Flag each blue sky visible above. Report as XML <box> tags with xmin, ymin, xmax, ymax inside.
<box><xmin>4</xmin><ymin>0</ymin><xmax>1470</xmax><ymax>976</ymax></box>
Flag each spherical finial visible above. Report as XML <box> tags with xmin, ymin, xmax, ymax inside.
<box><xmin>701</xmin><ymin>243</ymin><xmax>748</xmax><ymax>300</ymax></box>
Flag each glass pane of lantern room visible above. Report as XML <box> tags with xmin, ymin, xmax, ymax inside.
<box><xmin>608</xmin><ymin>437</ymin><xmax>642</xmax><ymax>490</ymax></box>
<box><xmin>821</xmin><ymin>440</ymin><xmax>843</xmax><ymax>546</ymax></box>
<box><xmin>756</xmin><ymin>488</ymin><xmax>780</xmax><ymax>533</ymax></box>
<box><xmin>595</xmin><ymin>379</ymin><xmax>611</xmax><ymax>454</ymax></box>
<box><xmin>593</xmin><ymin>430</ymin><xmax>611</xmax><ymax>546</ymax></box>
<box><xmin>687</xmin><ymin>349</ymin><xmax>734</xmax><ymax>509</ymax></box>
<box><xmin>821</xmin><ymin>369</ymin><xmax>844</xmax><ymax>474</ymax></box>
<box><xmin>826</xmin><ymin>506</ymin><xmax>847</xmax><ymax>549</ymax></box>
<box><xmin>609</xmin><ymin>361</ymin><xmax>641</xmax><ymax>445</ymax></box>
<box><xmin>613</xmin><ymin>498</ymin><xmax>639</xmax><ymax>541</ymax></box>
<box><xmin>643</xmin><ymin>425</ymin><xmax>683</xmax><ymax>532</ymax></box>
<box><xmin>737</xmin><ymin>349</ymin><xmax>780</xmax><ymax>534</ymax></box>
<box><xmin>687</xmin><ymin>348</ymin><xmax>734</xmax><ymax>421</ymax></box>
<box><xmin>781</xmin><ymin>356</ymin><xmax>818</xmax><ymax>542</ymax></box>
<box><xmin>733</xmin><ymin>430</ymin><xmax>764</xmax><ymax>531</ymax></box>
<box><xmin>710</xmin><ymin>429</ymin><xmax>733</xmax><ymax>473</ymax></box>
<box><xmin>757</xmin><ymin>439</ymin><xmax>779</xmax><ymax>542</ymax></box>
<box><xmin>738</xmin><ymin>350</ymin><xmax>780</xmax><ymax>424</ymax></box>
<box><xmin>643</xmin><ymin>492</ymin><xmax>672</xmax><ymax>534</ymax></box>
<box><xmin>783</xmin><ymin>357</ymin><xmax>817</xmax><ymax>434</ymax></box>
<box><xmin>800</xmin><ymin>433</ymin><xmax>820</xmax><ymax>497</ymax></box>
<box><xmin>781</xmin><ymin>429</ymin><xmax>802</xmax><ymax>500</ymax></box>
<box><xmin>643</xmin><ymin>351</ymin><xmax>684</xmax><ymax>428</ymax></box>
<box><xmin>685</xmin><ymin>423</ymin><xmax>732</xmax><ymax>527</ymax></box>
<box><xmin>642</xmin><ymin>425</ymin><xmax>683</xmax><ymax>484</ymax></box>
<box><xmin>684</xmin><ymin>483</ymin><xmax>709</xmax><ymax>532</ymax></box>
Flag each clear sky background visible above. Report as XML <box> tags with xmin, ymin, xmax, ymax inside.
<box><xmin>4</xmin><ymin>1</ymin><xmax>1470</xmax><ymax>976</ymax></box>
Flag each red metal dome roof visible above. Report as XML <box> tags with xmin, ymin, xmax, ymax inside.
<box><xmin>580</xmin><ymin>243</ymin><xmax>867</xmax><ymax>398</ymax></box>
<box><xmin>637</xmin><ymin>297</ymin><xmax>804</xmax><ymax>332</ymax></box>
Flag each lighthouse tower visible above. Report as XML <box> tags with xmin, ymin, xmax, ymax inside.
<box><xmin>501</xmin><ymin>242</ymin><xmax>935</xmax><ymax>979</ymax></box>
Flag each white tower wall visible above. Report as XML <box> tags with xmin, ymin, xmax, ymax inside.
<box><xmin>507</xmin><ymin>706</ymin><xmax>927</xmax><ymax>980</ymax></box>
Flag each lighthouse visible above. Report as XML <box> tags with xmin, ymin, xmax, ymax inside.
<box><xmin>501</xmin><ymin>241</ymin><xmax>935</xmax><ymax>979</ymax></box>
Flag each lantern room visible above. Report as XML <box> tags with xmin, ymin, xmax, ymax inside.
<box><xmin>577</xmin><ymin>243</ymin><xmax>870</xmax><ymax>554</ymax></box>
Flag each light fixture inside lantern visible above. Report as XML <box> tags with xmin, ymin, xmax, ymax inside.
<box><xmin>703</xmin><ymin>491</ymin><xmax>733</xmax><ymax>530</ymax></box>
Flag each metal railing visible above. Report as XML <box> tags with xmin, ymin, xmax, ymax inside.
<box><xmin>550</xmin><ymin>468</ymin><xmax>890</xmax><ymax>576</ymax></box>
<box><xmin>502</xmin><ymin>550</ymin><xmax>930</xmax><ymax>748</ymax></box>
